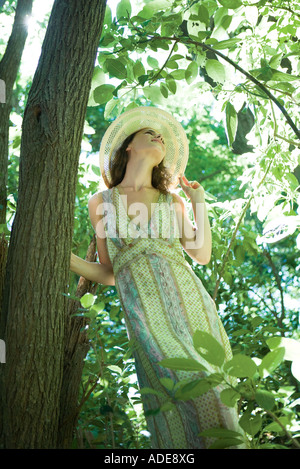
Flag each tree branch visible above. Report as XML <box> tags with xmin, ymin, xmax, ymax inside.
<box><xmin>262</xmin><ymin>248</ymin><xmax>286</xmax><ymax>333</ymax></box>
<box><xmin>212</xmin><ymin>156</ymin><xmax>275</xmax><ymax>301</ymax></box>
<box><xmin>134</xmin><ymin>32</ymin><xmax>300</xmax><ymax>140</ymax></box>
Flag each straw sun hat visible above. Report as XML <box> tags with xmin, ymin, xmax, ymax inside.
<box><xmin>99</xmin><ymin>106</ymin><xmax>189</xmax><ymax>188</ymax></box>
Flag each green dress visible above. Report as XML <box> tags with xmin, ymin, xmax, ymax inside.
<box><xmin>101</xmin><ymin>186</ymin><xmax>246</xmax><ymax>449</ymax></box>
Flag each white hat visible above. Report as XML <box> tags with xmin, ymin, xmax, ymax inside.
<box><xmin>99</xmin><ymin>106</ymin><xmax>189</xmax><ymax>188</ymax></box>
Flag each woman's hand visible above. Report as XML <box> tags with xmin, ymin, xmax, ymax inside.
<box><xmin>179</xmin><ymin>175</ymin><xmax>205</xmax><ymax>200</ymax></box>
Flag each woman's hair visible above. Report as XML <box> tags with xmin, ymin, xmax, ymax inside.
<box><xmin>108</xmin><ymin>129</ymin><xmax>173</xmax><ymax>195</ymax></box>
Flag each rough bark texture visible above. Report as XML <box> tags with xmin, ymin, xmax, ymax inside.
<box><xmin>0</xmin><ymin>0</ymin><xmax>33</xmax><ymax>317</ymax></box>
<box><xmin>0</xmin><ymin>0</ymin><xmax>33</xmax><ymax>224</ymax></box>
<box><xmin>0</xmin><ymin>0</ymin><xmax>106</xmax><ymax>448</ymax></box>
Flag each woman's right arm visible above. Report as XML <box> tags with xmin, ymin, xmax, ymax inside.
<box><xmin>70</xmin><ymin>191</ymin><xmax>115</xmax><ymax>286</ymax></box>
<box><xmin>70</xmin><ymin>252</ymin><xmax>115</xmax><ymax>285</ymax></box>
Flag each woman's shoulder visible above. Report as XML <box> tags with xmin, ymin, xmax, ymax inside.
<box><xmin>88</xmin><ymin>189</ymin><xmax>113</xmax><ymax>226</ymax></box>
<box><xmin>88</xmin><ymin>188</ymin><xmax>112</xmax><ymax>206</ymax></box>
<box><xmin>88</xmin><ymin>191</ymin><xmax>102</xmax><ymax>207</ymax></box>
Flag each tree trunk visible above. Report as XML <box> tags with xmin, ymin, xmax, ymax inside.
<box><xmin>0</xmin><ymin>0</ymin><xmax>33</xmax><ymax>315</ymax></box>
<box><xmin>0</xmin><ymin>0</ymin><xmax>106</xmax><ymax>449</ymax></box>
<box><xmin>0</xmin><ymin>0</ymin><xmax>33</xmax><ymax>225</ymax></box>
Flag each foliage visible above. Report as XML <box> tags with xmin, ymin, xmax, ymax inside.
<box><xmin>155</xmin><ymin>329</ymin><xmax>300</xmax><ymax>449</ymax></box>
<box><xmin>71</xmin><ymin>0</ymin><xmax>300</xmax><ymax>449</ymax></box>
<box><xmin>69</xmin><ymin>289</ymin><xmax>152</xmax><ymax>449</ymax></box>
<box><xmin>2</xmin><ymin>0</ymin><xmax>300</xmax><ymax>449</ymax></box>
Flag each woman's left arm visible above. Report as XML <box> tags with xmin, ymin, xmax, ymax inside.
<box><xmin>172</xmin><ymin>175</ymin><xmax>212</xmax><ymax>265</ymax></box>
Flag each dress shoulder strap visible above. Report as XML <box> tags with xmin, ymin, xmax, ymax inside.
<box><xmin>101</xmin><ymin>188</ymin><xmax>124</xmax><ymax>248</ymax></box>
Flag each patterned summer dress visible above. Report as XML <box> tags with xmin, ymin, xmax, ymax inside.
<box><xmin>101</xmin><ymin>186</ymin><xmax>245</xmax><ymax>449</ymax></box>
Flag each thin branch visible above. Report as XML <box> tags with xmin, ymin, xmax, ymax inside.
<box><xmin>150</xmin><ymin>34</ymin><xmax>300</xmax><ymax>140</ymax></box>
<box><xmin>262</xmin><ymin>249</ymin><xmax>286</xmax><ymax>332</ymax></box>
<box><xmin>274</xmin><ymin>133</ymin><xmax>300</xmax><ymax>148</ymax></box>
<box><xmin>265</xmin><ymin>0</ymin><xmax>300</xmax><ymax>20</ymax></box>
<box><xmin>266</xmin><ymin>410</ymin><xmax>300</xmax><ymax>449</ymax></box>
<box><xmin>212</xmin><ymin>156</ymin><xmax>275</xmax><ymax>301</ymax></box>
<box><xmin>149</xmin><ymin>39</ymin><xmax>178</xmax><ymax>84</ymax></box>
<box><xmin>125</xmin><ymin>21</ymin><xmax>299</xmax><ymax>140</ymax></box>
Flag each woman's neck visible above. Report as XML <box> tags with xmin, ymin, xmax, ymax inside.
<box><xmin>118</xmin><ymin>158</ymin><xmax>155</xmax><ymax>191</ymax></box>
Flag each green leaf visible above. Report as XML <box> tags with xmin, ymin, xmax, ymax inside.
<box><xmin>107</xmin><ymin>365</ymin><xmax>122</xmax><ymax>374</ymax></box>
<box><xmin>205</xmin><ymin>59</ymin><xmax>226</xmax><ymax>84</ymax></box>
<box><xmin>143</xmin><ymin>85</ymin><xmax>164</xmax><ymax>104</ymax></box>
<box><xmin>147</xmin><ymin>56</ymin><xmax>159</xmax><ymax>69</ymax></box>
<box><xmin>175</xmin><ymin>378</ymin><xmax>214</xmax><ymax>401</ymax></box>
<box><xmin>159</xmin><ymin>377</ymin><xmax>174</xmax><ymax>391</ymax></box>
<box><xmin>166</xmin><ymin>59</ymin><xmax>178</xmax><ymax>70</ymax></box>
<box><xmin>138</xmin><ymin>0</ymin><xmax>170</xmax><ymax>18</ymax></box>
<box><xmin>259</xmin><ymin>347</ymin><xmax>285</xmax><ymax>378</ymax></box>
<box><xmin>103</xmin><ymin>5</ymin><xmax>112</xmax><ymax>27</ymax></box>
<box><xmin>138</xmin><ymin>74</ymin><xmax>149</xmax><ymax>86</ymax></box>
<box><xmin>220</xmin><ymin>388</ymin><xmax>241</xmax><ymax>407</ymax></box>
<box><xmin>208</xmin><ymin>438</ymin><xmax>244</xmax><ymax>449</ymax></box>
<box><xmin>199</xmin><ymin>427</ymin><xmax>243</xmax><ymax>439</ymax></box>
<box><xmin>225</xmin><ymin>101</ymin><xmax>237</xmax><ymax>146</ymax></box>
<box><xmin>160</xmin><ymin>401</ymin><xmax>175</xmax><ymax>412</ymax></box>
<box><xmin>91</xmin><ymin>66</ymin><xmax>106</xmax><ymax>88</ymax></box>
<box><xmin>80</xmin><ymin>293</ymin><xmax>96</xmax><ymax>308</ymax></box>
<box><xmin>94</xmin><ymin>84</ymin><xmax>115</xmax><ymax>105</ymax></box>
<box><xmin>158</xmin><ymin>357</ymin><xmax>207</xmax><ymax>372</ymax></box>
<box><xmin>169</xmin><ymin>69</ymin><xmax>185</xmax><ymax>80</ymax></box>
<box><xmin>105</xmin><ymin>59</ymin><xmax>127</xmax><ymax>79</ymax></box>
<box><xmin>255</xmin><ymin>389</ymin><xmax>275</xmax><ymax>410</ymax></box>
<box><xmin>140</xmin><ymin>387</ymin><xmax>165</xmax><ymax>398</ymax></box>
<box><xmin>99</xmin><ymin>33</ymin><xmax>116</xmax><ymax>47</ymax></box>
<box><xmin>272</xmin><ymin>82</ymin><xmax>296</xmax><ymax>93</ymax></box>
<box><xmin>250</xmin><ymin>316</ymin><xmax>264</xmax><ymax>328</ymax></box>
<box><xmin>90</xmin><ymin>301</ymin><xmax>105</xmax><ymax>314</ymax></box>
<box><xmin>223</xmin><ymin>354</ymin><xmax>257</xmax><ymax>378</ymax></box>
<box><xmin>116</xmin><ymin>0</ymin><xmax>131</xmax><ymax>20</ymax></box>
<box><xmin>166</xmin><ymin>75</ymin><xmax>177</xmax><ymax>94</ymax></box>
<box><xmin>160</xmin><ymin>82</ymin><xmax>169</xmax><ymax>98</ymax></box>
<box><xmin>239</xmin><ymin>412</ymin><xmax>262</xmax><ymax>436</ymax></box>
<box><xmin>185</xmin><ymin>61</ymin><xmax>198</xmax><ymax>84</ymax></box>
<box><xmin>133</xmin><ymin>60</ymin><xmax>145</xmax><ymax>79</ymax></box>
<box><xmin>144</xmin><ymin>408</ymin><xmax>161</xmax><ymax>416</ymax></box>
<box><xmin>218</xmin><ymin>0</ymin><xmax>242</xmax><ymax>8</ymax></box>
<box><xmin>210</xmin><ymin>38</ymin><xmax>240</xmax><ymax>50</ymax></box>
<box><xmin>91</xmin><ymin>165</ymin><xmax>100</xmax><ymax>176</ymax></box>
<box><xmin>197</xmin><ymin>5</ymin><xmax>210</xmax><ymax>26</ymax></box>
<box><xmin>193</xmin><ymin>330</ymin><xmax>226</xmax><ymax>367</ymax></box>
<box><xmin>266</xmin><ymin>337</ymin><xmax>300</xmax><ymax>362</ymax></box>
<box><xmin>214</xmin><ymin>7</ymin><xmax>229</xmax><ymax>27</ymax></box>
<box><xmin>264</xmin><ymin>417</ymin><xmax>290</xmax><ymax>434</ymax></box>
<box><xmin>270</xmin><ymin>69</ymin><xmax>300</xmax><ymax>82</ymax></box>
<box><xmin>201</xmin><ymin>427</ymin><xmax>245</xmax><ymax>448</ymax></box>
<box><xmin>104</xmin><ymin>98</ymin><xmax>120</xmax><ymax>120</ymax></box>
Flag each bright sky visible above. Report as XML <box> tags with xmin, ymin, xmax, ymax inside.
<box><xmin>19</xmin><ymin>0</ymin><xmax>141</xmax><ymax>78</ymax></box>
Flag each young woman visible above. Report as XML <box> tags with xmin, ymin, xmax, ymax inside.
<box><xmin>70</xmin><ymin>106</ymin><xmax>246</xmax><ymax>449</ymax></box>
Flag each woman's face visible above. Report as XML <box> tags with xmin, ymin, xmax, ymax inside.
<box><xmin>126</xmin><ymin>128</ymin><xmax>166</xmax><ymax>164</ymax></box>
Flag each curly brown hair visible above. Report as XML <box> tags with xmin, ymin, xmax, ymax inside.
<box><xmin>107</xmin><ymin>129</ymin><xmax>173</xmax><ymax>195</ymax></box>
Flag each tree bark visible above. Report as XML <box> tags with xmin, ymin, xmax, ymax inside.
<box><xmin>0</xmin><ymin>0</ymin><xmax>33</xmax><ymax>319</ymax></box>
<box><xmin>0</xmin><ymin>0</ymin><xmax>33</xmax><ymax>225</ymax></box>
<box><xmin>0</xmin><ymin>0</ymin><xmax>106</xmax><ymax>448</ymax></box>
